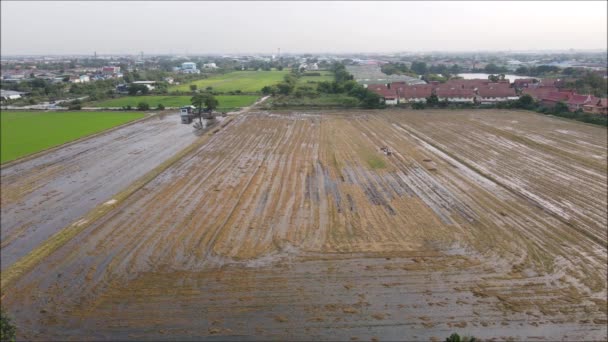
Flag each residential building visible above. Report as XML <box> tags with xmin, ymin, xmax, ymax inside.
<box><xmin>0</xmin><ymin>89</ymin><xmax>26</xmax><ymax>100</ymax></box>
<box><xmin>539</xmin><ymin>90</ymin><xmax>573</xmax><ymax>108</ymax></box>
<box><xmin>435</xmin><ymin>87</ymin><xmax>476</xmax><ymax>103</ymax></box>
<box><xmin>368</xmin><ymin>84</ymin><xmax>398</xmax><ymax>105</ymax></box>
<box><xmin>522</xmin><ymin>87</ymin><xmax>559</xmax><ymax>101</ymax></box>
<box><xmin>583</xmin><ymin>98</ymin><xmax>608</xmax><ymax>115</ymax></box>
<box><xmin>68</xmin><ymin>75</ymin><xmax>81</xmax><ymax>83</ymax></box>
<box><xmin>181</xmin><ymin>62</ymin><xmax>200</xmax><ymax>74</ymax></box>
<box><xmin>393</xmin><ymin>84</ymin><xmax>433</xmax><ymax>103</ymax></box>
<box><xmin>444</xmin><ymin>79</ymin><xmax>490</xmax><ymax>90</ymax></box>
<box><xmin>513</xmin><ymin>78</ymin><xmax>537</xmax><ymax>89</ymax></box>
<box><xmin>102</xmin><ymin>66</ymin><xmax>121</xmax><ymax>75</ymax></box>
<box><xmin>566</xmin><ymin>94</ymin><xmax>599</xmax><ymax>112</ymax></box>
<box><xmin>476</xmin><ymin>86</ymin><xmax>518</xmax><ymax>104</ymax></box>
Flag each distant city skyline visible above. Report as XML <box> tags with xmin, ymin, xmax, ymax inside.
<box><xmin>1</xmin><ymin>1</ymin><xmax>607</xmax><ymax>55</ymax></box>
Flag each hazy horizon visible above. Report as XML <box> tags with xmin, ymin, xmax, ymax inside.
<box><xmin>1</xmin><ymin>1</ymin><xmax>607</xmax><ymax>55</ymax></box>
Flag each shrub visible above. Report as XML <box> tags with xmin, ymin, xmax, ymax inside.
<box><xmin>261</xmin><ymin>86</ymin><xmax>272</xmax><ymax>95</ymax></box>
<box><xmin>1</xmin><ymin>308</ymin><xmax>17</xmax><ymax>342</ymax></box>
<box><xmin>137</xmin><ymin>102</ymin><xmax>150</xmax><ymax>111</ymax></box>
<box><xmin>445</xmin><ymin>333</ymin><xmax>477</xmax><ymax>342</ymax></box>
<box><xmin>157</xmin><ymin>103</ymin><xmax>165</xmax><ymax>110</ymax></box>
<box><xmin>412</xmin><ymin>102</ymin><xmax>426</xmax><ymax>110</ymax></box>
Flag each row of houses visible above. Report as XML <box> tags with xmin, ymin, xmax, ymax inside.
<box><xmin>369</xmin><ymin>78</ymin><xmax>607</xmax><ymax>115</ymax></box>
<box><xmin>512</xmin><ymin>77</ymin><xmax>576</xmax><ymax>89</ymax></box>
<box><xmin>369</xmin><ymin>79</ymin><xmax>518</xmax><ymax>105</ymax></box>
<box><xmin>522</xmin><ymin>88</ymin><xmax>607</xmax><ymax>115</ymax></box>
<box><xmin>1</xmin><ymin>66</ymin><xmax>123</xmax><ymax>84</ymax></box>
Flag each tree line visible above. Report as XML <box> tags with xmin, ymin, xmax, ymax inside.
<box><xmin>261</xmin><ymin>62</ymin><xmax>382</xmax><ymax>109</ymax></box>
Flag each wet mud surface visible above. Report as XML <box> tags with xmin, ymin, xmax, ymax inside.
<box><xmin>2</xmin><ymin>110</ymin><xmax>606</xmax><ymax>340</ymax></box>
<box><xmin>1</xmin><ymin>113</ymin><xmax>198</xmax><ymax>270</ymax></box>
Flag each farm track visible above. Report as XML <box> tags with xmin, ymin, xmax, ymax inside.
<box><xmin>2</xmin><ymin>109</ymin><xmax>606</xmax><ymax>341</ymax></box>
<box><xmin>0</xmin><ymin>113</ymin><xmax>199</xmax><ymax>270</ymax></box>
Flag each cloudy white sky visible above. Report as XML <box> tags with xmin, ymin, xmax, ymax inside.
<box><xmin>1</xmin><ymin>1</ymin><xmax>606</xmax><ymax>55</ymax></box>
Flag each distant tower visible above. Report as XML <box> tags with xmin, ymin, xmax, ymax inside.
<box><xmin>278</xmin><ymin>48</ymin><xmax>281</xmax><ymax>59</ymax></box>
<box><xmin>94</xmin><ymin>51</ymin><xmax>97</xmax><ymax>59</ymax></box>
<box><xmin>140</xmin><ymin>51</ymin><xmax>144</xmax><ymax>60</ymax></box>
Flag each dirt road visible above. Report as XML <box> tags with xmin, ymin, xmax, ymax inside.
<box><xmin>1</xmin><ymin>113</ymin><xmax>199</xmax><ymax>270</ymax></box>
<box><xmin>2</xmin><ymin>110</ymin><xmax>606</xmax><ymax>340</ymax></box>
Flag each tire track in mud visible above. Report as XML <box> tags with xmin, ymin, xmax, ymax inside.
<box><xmin>392</xmin><ymin>120</ymin><xmax>606</xmax><ymax>247</ymax></box>
<box><xmin>2</xmin><ymin>110</ymin><xmax>606</xmax><ymax>341</ymax></box>
<box><xmin>202</xmin><ymin>118</ymin><xmax>290</xmax><ymax>260</ymax></box>
<box><xmin>0</xmin><ymin>114</ymin><xmax>200</xmax><ymax>271</ymax></box>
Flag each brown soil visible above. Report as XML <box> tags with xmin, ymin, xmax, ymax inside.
<box><xmin>2</xmin><ymin>109</ymin><xmax>606</xmax><ymax>341</ymax></box>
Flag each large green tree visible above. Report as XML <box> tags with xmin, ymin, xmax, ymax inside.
<box><xmin>410</xmin><ymin>61</ymin><xmax>428</xmax><ymax>75</ymax></box>
<box><xmin>191</xmin><ymin>93</ymin><xmax>219</xmax><ymax>125</ymax></box>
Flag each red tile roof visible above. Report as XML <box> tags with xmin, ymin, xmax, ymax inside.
<box><xmin>538</xmin><ymin>78</ymin><xmax>557</xmax><ymax>87</ymax></box>
<box><xmin>394</xmin><ymin>85</ymin><xmax>434</xmax><ymax>99</ymax></box>
<box><xmin>444</xmin><ymin>79</ymin><xmax>490</xmax><ymax>89</ymax></box>
<box><xmin>368</xmin><ymin>84</ymin><xmax>396</xmax><ymax>98</ymax></box>
<box><xmin>542</xmin><ymin>91</ymin><xmax>572</xmax><ymax>103</ymax></box>
<box><xmin>567</xmin><ymin>94</ymin><xmax>596</xmax><ymax>106</ymax></box>
<box><xmin>477</xmin><ymin>86</ymin><xmax>516</xmax><ymax>98</ymax></box>
<box><xmin>522</xmin><ymin>87</ymin><xmax>559</xmax><ymax>100</ymax></box>
<box><xmin>435</xmin><ymin>87</ymin><xmax>475</xmax><ymax>98</ymax></box>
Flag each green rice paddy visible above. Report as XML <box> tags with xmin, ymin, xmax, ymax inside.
<box><xmin>1</xmin><ymin>111</ymin><xmax>145</xmax><ymax>163</ymax></box>
<box><xmin>170</xmin><ymin>70</ymin><xmax>289</xmax><ymax>93</ymax></box>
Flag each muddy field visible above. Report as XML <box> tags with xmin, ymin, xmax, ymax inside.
<box><xmin>2</xmin><ymin>109</ymin><xmax>606</xmax><ymax>341</ymax></box>
<box><xmin>1</xmin><ymin>113</ymin><xmax>198</xmax><ymax>270</ymax></box>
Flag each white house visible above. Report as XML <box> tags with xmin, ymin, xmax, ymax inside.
<box><xmin>202</xmin><ymin>63</ymin><xmax>218</xmax><ymax>69</ymax></box>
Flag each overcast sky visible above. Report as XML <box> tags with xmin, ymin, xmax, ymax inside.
<box><xmin>1</xmin><ymin>1</ymin><xmax>607</xmax><ymax>55</ymax></box>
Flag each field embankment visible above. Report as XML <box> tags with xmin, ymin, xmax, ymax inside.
<box><xmin>0</xmin><ymin>113</ymin><xmax>199</xmax><ymax>271</ymax></box>
<box><xmin>93</xmin><ymin>95</ymin><xmax>259</xmax><ymax>110</ymax></box>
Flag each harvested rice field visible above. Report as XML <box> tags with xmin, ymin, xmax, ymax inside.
<box><xmin>2</xmin><ymin>109</ymin><xmax>606</xmax><ymax>341</ymax></box>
